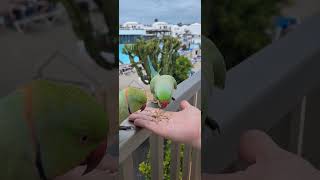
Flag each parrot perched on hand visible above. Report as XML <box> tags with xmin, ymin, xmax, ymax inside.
<box><xmin>202</xmin><ymin>35</ymin><xmax>226</xmax><ymax>133</ymax></box>
<box><xmin>119</xmin><ymin>87</ymin><xmax>147</xmax><ymax>124</ymax></box>
<box><xmin>0</xmin><ymin>80</ymin><xmax>108</xmax><ymax>180</ymax></box>
<box><xmin>148</xmin><ymin>57</ymin><xmax>177</xmax><ymax>109</ymax></box>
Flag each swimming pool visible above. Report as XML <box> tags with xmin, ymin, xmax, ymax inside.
<box><xmin>119</xmin><ymin>44</ymin><xmax>139</xmax><ymax>64</ymax></box>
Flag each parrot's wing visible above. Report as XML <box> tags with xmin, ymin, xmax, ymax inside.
<box><xmin>166</xmin><ymin>75</ymin><xmax>177</xmax><ymax>89</ymax></box>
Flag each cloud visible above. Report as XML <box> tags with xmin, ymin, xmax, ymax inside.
<box><xmin>120</xmin><ymin>0</ymin><xmax>200</xmax><ymax>24</ymax></box>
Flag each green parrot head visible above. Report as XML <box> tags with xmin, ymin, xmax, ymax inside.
<box><xmin>25</xmin><ymin>80</ymin><xmax>108</xmax><ymax>178</ymax></box>
<box><xmin>153</xmin><ymin>75</ymin><xmax>177</xmax><ymax>109</ymax></box>
<box><xmin>155</xmin><ymin>87</ymin><xmax>172</xmax><ymax>109</ymax></box>
<box><xmin>127</xmin><ymin>87</ymin><xmax>147</xmax><ymax>112</ymax></box>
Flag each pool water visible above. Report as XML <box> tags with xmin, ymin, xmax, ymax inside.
<box><xmin>119</xmin><ymin>44</ymin><xmax>139</xmax><ymax>64</ymax></box>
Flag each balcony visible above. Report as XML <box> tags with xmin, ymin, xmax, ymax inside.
<box><xmin>203</xmin><ymin>14</ymin><xmax>320</xmax><ymax>173</ymax></box>
<box><xmin>119</xmin><ymin>71</ymin><xmax>201</xmax><ymax>180</ymax></box>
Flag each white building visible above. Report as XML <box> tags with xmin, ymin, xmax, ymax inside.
<box><xmin>185</xmin><ymin>23</ymin><xmax>201</xmax><ymax>35</ymax></box>
<box><xmin>122</xmin><ymin>22</ymin><xmax>144</xmax><ymax>29</ymax></box>
<box><xmin>152</xmin><ymin>22</ymin><xmax>170</xmax><ymax>30</ymax></box>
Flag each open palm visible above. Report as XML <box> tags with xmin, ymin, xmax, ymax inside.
<box><xmin>129</xmin><ymin>100</ymin><xmax>201</xmax><ymax>149</ymax></box>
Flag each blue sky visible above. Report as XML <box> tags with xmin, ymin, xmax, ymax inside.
<box><xmin>120</xmin><ymin>0</ymin><xmax>200</xmax><ymax>24</ymax></box>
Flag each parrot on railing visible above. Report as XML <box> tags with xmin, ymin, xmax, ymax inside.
<box><xmin>147</xmin><ymin>57</ymin><xmax>177</xmax><ymax>109</ymax></box>
<box><xmin>119</xmin><ymin>87</ymin><xmax>147</xmax><ymax>125</ymax></box>
<box><xmin>0</xmin><ymin>80</ymin><xmax>108</xmax><ymax>180</ymax></box>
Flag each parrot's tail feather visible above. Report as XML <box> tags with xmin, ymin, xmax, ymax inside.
<box><xmin>147</xmin><ymin>56</ymin><xmax>158</xmax><ymax>78</ymax></box>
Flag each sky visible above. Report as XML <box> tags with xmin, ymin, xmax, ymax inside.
<box><xmin>120</xmin><ymin>0</ymin><xmax>200</xmax><ymax>24</ymax></box>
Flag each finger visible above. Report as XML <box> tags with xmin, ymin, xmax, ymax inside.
<box><xmin>133</xmin><ymin>118</ymin><xmax>159</xmax><ymax>132</ymax></box>
<box><xmin>180</xmin><ymin>100</ymin><xmax>191</xmax><ymax>110</ymax></box>
<box><xmin>143</xmin><ymin>107</ymin><xmax>157</xmax><ymax>112</ymax></box>
<box><xmin>128</xmin><ymin>113</ymin><xmax>156</xmax><ymax>122</ymax></box>
<box><xmin>134</xmin><ymin>119</ymin><xmax>170</xmax><ymax>139</ymax></box>
<box><xmin>202</xmin><ymin>172</ymin><xmax>246</xmax><ymax>180</ymax></box>
<box><xmin>239</xmin><ymin>129</ymin><xmax>284</xmax><ymax>163</ymax></box>
<box><xmin>130</xmin><ymin>108</ymin><xmax>157</xmax><ymax>117</ymax></box>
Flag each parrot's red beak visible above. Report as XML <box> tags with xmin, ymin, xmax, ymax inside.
<box><xmin>160</xmin><ymin>101</ymin><xmax>169</xmax><ymax>109</ymax></box>
<box><xmin>140</xmin><ymin>104</ymin><xmax>146</xmax><ymax>111</ymax></box>
<box><xmin>82</xmin><ymin>139</ymin><xmax>107</xmax><ymax>175</ymax></box>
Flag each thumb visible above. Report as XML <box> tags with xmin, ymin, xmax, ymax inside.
<box><xmin>239</xmin><ymin>130</ymin><xmax>284</xmax><ymax>163</ymax></box>
<box><xmin>180</xmin><ymin>100</ymin><xmax>191</xmax><ymax>110</ymax></box>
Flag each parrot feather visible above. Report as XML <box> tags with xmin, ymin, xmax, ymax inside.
<box><xmin>0</xmin><ymin>80</ymin><xmax>108</xmax><ymax>180</ymax></box>
<box><xmin>147</xmin><ymin>57</ymin><xmax>177</xmax><ymax>109</ymax></box>
<box><xmin>119</xmin><ymin>87</ymin><xmax>147</xmax><ymax>124</ymax></box>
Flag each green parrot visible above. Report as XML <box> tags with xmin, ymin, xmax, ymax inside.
<box><xmin>202</xmin><ymin>35</ymin><xmax>226</xmax><ymax>133</ymax></box>
<box><xmin>148</xmin><ymin>57</ymin><xmax>177</xmax><ymax>109</ymax></box>
<box><xmin>0</xmin><ymin>80</ymin><xmax>108</xmax><ymax>180</ymax></box>
<box><xmin>119</xmin><ymin>87</ymin><xmax>147</xmax><ymax>124</ymax></box>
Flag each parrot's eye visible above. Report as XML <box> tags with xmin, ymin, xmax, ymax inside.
<box><xmin>80</xmin><ymin>136</ymin><xmax>89</xmax><ymax>144</ymax></box>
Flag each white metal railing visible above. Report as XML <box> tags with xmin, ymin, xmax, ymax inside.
<box><xmin>119</xmin><ymin>71</ymin><xmax>201</xmax><ymax>180</ymax></box>
<box><xmin>203</xmin><ymin>14</ymin><xmax>320</xmax><ymax>173</ymax></box>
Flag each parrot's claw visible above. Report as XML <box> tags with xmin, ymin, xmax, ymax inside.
<box><xmin>119</xmin><ymin>126</ymin><xmax>135</xmax><ymax>130</ymax></box>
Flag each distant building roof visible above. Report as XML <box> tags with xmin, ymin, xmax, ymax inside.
<box><xmin>123</xmin><ymin>22</ymin><xmax>139</xmax><ymax>25</ymax></box>
<box><xmin>119</xmin><ymin>29</ymin><xmax>147</xmax><ymax>35</ymax></box>
<box><xmin>153</xmin><ymin>22</ymin><xmax>168</xmax><ymax>26</ymax></box>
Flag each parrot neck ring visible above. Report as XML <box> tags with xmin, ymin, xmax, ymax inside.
<box><xmin>125</xmin><ymin>88</ymin><xmax>133</xmax><ymax>114</ymax></box>
<box><xmin>23</xmin><ymin>86</ymin><xmax>48</xmax><ymax>180</ymax></box>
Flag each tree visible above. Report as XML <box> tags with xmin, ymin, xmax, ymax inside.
<box><xmin>174</xmin><ymin>56</ymin><xmax>193</xmax><ymax>84</ymax></box>
<box><xmin>122</xmin><ymin>37</ymin><xmax>190</xmax><ymax>85</ymax></box>
<box><xmin>52</xmin><ymin>0</ymin><xmax>118</xmax><ymax>70</ymax></box>
<box><xmin>203</xmin><ymin>0</ymin><xmax>291</xmax><ymax>69</ymax></box>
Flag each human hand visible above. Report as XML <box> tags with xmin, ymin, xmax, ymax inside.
<box><xmin>202</xmin><ymin>130</ymin><xmax>320</xmax><ymax>180</ymax></box>
<box><xmin>128</xmin><ymin>100</ymin><xmax>201</xmax><ymax>149</ymax></box>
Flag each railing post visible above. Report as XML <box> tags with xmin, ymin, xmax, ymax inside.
<box><xmin>170</xmin><ymin>142</ymin><xmax>181</xmax><ymax>180</ymax></box>
<box><xmin>120</xmin><ymin>155</ymin><xmax>135</xmax><ymax>180</ymax></box>
<box><xmin>289</xmin><ymin>96</ymin><xmax>307</xmax><ymax>155</ymax></box>
<box><xmin>190</xmin><ymin>148</ymin><xmax>201</xmax><ymax>180</ymax></box>
<box><xmin>182</xmin><ymin>145</ymin><xmax>192</xmax><ymax>180</ymax></box>
<box><xmin>195</xmin><ymin>90</ymin><xmax>201</xmax><ymax>109</ymax></box>
<box><xmin>150</xmin><ymin>135</ymin><xmax>164</xmax><ymax>180</ymax></box>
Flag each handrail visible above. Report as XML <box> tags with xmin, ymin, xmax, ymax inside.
<box><xmin>203</xmin><ymin>14</ymin><xmax>320</xmax><ymax>172</ymax></box>
<box><xmin>119</xmin><ymin>71</ymin><xmax>201</xmax><ymax>163</ymax></box>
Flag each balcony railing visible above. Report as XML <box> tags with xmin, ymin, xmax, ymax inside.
<box><xmin>119</xmin><ymin>71</ymin><xmax>201</xmax><ymax>180</ymax></box>
<box><xmin>203</xmin><ymin>14</ymin><xmax>320</xmax><ymax>173</ymax></box>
